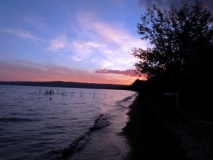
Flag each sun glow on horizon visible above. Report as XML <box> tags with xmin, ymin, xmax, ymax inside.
<box><xmin>1</xmin><ymin>0</ymin><xmax>207</xmax><ymax>84</ymax></box>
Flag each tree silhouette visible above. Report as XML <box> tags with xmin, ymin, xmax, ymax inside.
<box><xmin>133</xmin><ymin>0</ymin><xmax>213</xmax><ymax>89</ymax></box>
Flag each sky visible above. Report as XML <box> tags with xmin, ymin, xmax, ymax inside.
<box><xmin>1</xmin><ymin>0</ymin><xmax>213</xmax><ymax>85</ymax></box>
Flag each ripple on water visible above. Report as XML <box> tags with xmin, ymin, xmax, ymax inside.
<box><xmin>0</xmin><ymin>117</ymin><xmax>39</xmax><ymax>123</ymax></box>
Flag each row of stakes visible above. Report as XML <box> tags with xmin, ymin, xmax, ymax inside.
<box><xmin>39</xmin><ymin>89</ymin><xmax>106</xmax><ymax>99</ymax></box>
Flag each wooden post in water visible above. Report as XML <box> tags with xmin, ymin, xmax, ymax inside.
<box><xmin>50</xmin><ymin>90</ymin><xmax>52</xmax><ymax>100</ymax></box>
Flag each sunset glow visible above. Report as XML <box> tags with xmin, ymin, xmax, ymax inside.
<box><xmin>1</xmin><ymin>0</ymin><xmax>212</xmax><ymax>85</ymax></box>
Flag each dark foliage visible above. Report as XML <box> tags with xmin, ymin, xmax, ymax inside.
<box><xmin>127</xmin><ymin>79</ymin><xmax>145</xmax><ymax>91</ymax></box>
<box><xmin>133</xmin><ymin>0</ymin><xmax>213</xmax><ymax>89</ymax></box>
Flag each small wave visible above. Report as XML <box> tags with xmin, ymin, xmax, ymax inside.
<box><xmin>119</xmin><ymin>93</ymin><xmax>137</xmax><ymax>103</ymax></box>
<box><xmin>75</xmin><ymin>135</ymin><xmax>90</xmax><ymax>151</ymax></box>
<box><xmin>26</xmin><ymin>92</ymin><xmax>37</xmax><ymax>95</ymax></box>
<box><xmin>117</xmin><ymin>93</ymin><xmax>138</xmax><ymax>109</ymax></box>
<box><xmin>49</xmin><ymin>117</ymin><xmax>59</xmax><ymax>120</ymax></box>
<box><xmin>52</xmin><ymin>132</ymin><xmax>89</xmax><ymax>159</ymax></box>
<box><xmin>122</xmin><ymin>96</ymin><xmax>132</xmax><ymax>102</ymax></box>
<box><xmin>11</xmin><ymin>113</ymin><xmax>39</xmax><ymax>116</ymax></box>
<box><xmin>0</xmin><ymin>117</ymin><xmax>36</xmax><ymax>123</ymax></box>
<box><xmin>51</xmin><ymin>114</ymin><xmax>110</xmax><ymax>159</ymax></box>
<box><xmin>45</xmin><ymin>125</ymin><xmax>64</xmax><ymax>130</ymax></box>
<box><xmin>89</xmin><ymin>114</ymin><xmax>110</xmax><ymax>131</ymax></box>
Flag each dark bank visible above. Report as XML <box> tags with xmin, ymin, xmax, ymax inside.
<box><xmin>123</xmin><ymin>79</ymin><xmax>213</xmax><ymax>160</ymax></box>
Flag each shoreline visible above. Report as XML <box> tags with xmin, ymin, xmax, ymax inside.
<box><xmin>122</xmin><ymin>93</ymin><xmax>213</xmax><ymax>160</ymax></box>
<box><xmin>66</xmin><ymin>94</ymin><xmax>133</xmax><ymax>160</ymax></box>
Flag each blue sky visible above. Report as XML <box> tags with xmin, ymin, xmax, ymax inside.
<box><xmin>1</xmin><ymin>0</ymin><xmax>212</xmax><ymax>84</ymax></box>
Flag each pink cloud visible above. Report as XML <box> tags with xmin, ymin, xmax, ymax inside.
<box><xmin>96</xmin><ymin>69</ymin><xmax>147</xmax><ymax>80</ymax></box>
<box><xmin>47</xmin><ymin>35</ymin><xmax>67</xmax><ymax>52</ymax></box>
<box><xmin>96</xmin><ymin>69</ymin><xmax>137</xmax><ymax>76</ymax></box>
<box><xmin>75</xmin><ymin>12</ymin><xmax>148</xmax><ymax>70</ymax></box>
<box><xmin>71</xmin><ymin>41</ymin><xmax>101</xmax><ymax>61</ymax></box>
<box><xmin>3</xmin><ymin>28</ymin><xmax>37</xmax><ymax>39</ymax></box>
<box><xmin>92</xmin><ymin>22</ymin><xmax>128</xmax><ymax>44</ymax></box>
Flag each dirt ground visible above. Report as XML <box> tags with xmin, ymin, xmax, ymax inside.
<box><xmin>122</xmin><ymin>94</ymin><xmax>213</xmax><ymax>160</ymax></box>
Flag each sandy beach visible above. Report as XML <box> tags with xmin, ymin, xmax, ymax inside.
<box><xmin>123</xmin><ymin>93</ymin><xmax>213</xmax><ymax>160</ymax></box>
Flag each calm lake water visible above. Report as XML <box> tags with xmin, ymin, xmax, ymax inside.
<box><xmin>0</xmin><ymin>85</ymin><xmax>137</xmax><ymax>160</ymax></box>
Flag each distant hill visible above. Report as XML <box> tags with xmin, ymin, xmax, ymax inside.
<box><xmin>0</xmin><ymin>81</ymin><xmax>128</xmax><ymax>90</ymax></box>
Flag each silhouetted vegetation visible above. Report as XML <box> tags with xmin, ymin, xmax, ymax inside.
<box><xmin>133</xmin><ymin>0</ymin><xmax>212</xmax><ymax>92</ymax></box>
<box><xmin>127</xmin><ymin>79</ymin><xmax>145</xmax><ymax>91</ymax></box>
<box><xmin>125</xmin><ymin>2</ymin><xmax>213</xmax><ymax>159</ymax></box>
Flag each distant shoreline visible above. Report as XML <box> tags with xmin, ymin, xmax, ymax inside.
<box><xmin>0</xmin><ymin>81</ymin><xmax>128</xmax><ymax>90</ymax></box>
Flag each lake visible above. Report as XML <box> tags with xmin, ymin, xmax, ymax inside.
<box><xmin>0</xmin><ymin>85</ymin><xmax>137</xmax><ymax>160</ymax></box>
